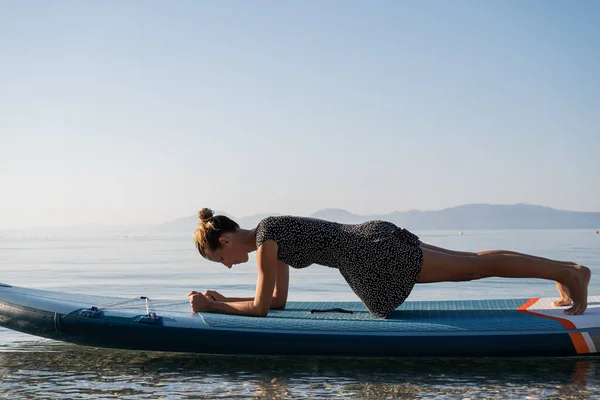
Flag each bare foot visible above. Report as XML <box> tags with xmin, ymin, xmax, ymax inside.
<box><xmin>553</xmin><ymin>281</ymin><xmax>573</xmax><ymax>307</ymax></box>
<box><xmin>564</xmin><ymin>265</ymin><xmax>591</xmax><ymax>316</ymax></box>
<box><xmin>553</xmin><ymin>261</ymin><xmax>583</xmax><ymax>306</ymax></box>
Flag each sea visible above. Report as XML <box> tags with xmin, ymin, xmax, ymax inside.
<box><xmin>1</xmin><ymin>229</ymin><xmax>599</xmax><ymax>399</ymax></box>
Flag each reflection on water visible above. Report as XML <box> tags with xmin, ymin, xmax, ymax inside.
<box><xmin>1</xmin><ymin>339</ymin><xmax>599</xmax><ymax>399</ymax></box>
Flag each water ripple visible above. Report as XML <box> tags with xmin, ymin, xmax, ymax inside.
<box><xmin>1</xmin><ymin>341</ymin><xmax>599</xmax><ymax>399</ymax></box>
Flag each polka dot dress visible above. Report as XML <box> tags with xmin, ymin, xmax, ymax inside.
<box><xmin>254</xmin><ymin>216</ymin><xmax>424</xmax><ymax>318</ymax></box>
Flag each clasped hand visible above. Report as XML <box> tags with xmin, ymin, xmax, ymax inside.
<box><xmin>188</xmin><ymin>290</ymin><xmax>226</xmax><ymax>312</ymax></box>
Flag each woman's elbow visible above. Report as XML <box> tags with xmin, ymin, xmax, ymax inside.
<box><xmin>254</xmin><ymin>302</ymin><xmax>285</xmax><ymax>316</ymax></box>
<box><xmin>251</xmin><ymin>302</ymin><xmax>270</xmax><ymax>317</ymax></box>
<box><xmin>271</xmin><ymin>294</ymin><xmax>287</xmax><ymax>310</ymax></box>
<box><xmin>270</xmin><ymin>300</ymin><xmax>286</xmax><ymax>310</ymax></box>
<box><xmin>254</xmin><ymin>307</ymin><xmax>269</xmax><ymax>317</ymax></box>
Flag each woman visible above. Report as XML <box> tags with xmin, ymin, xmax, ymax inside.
<box><xmin>189</xmin><ymin>208</ymin><xmax>591</xmax><ymax>318</ymax></box>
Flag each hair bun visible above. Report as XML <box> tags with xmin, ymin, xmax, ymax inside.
<box><xmin>198</xmin><ymin>208</ymin><xmax>214</xmax><ymax>222</ymax></box>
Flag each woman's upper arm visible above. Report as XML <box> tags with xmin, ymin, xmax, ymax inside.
<box><xmin>272</xmin><ymin>261</ymin><xmax>289</xmax><ymax>308</ymax></box>
<box><xmin>254</xmin><ymin>240</ymin><xmax>279</xmax><ymax>316</ymax></box>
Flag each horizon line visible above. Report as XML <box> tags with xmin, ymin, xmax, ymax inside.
<box><xmin>3</xmin><ymin>202</ymin><xmax>599</xmax><ymax>232</ymax></box>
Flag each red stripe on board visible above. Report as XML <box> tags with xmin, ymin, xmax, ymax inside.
<box><xmin>517</xmin><ymin>297</ymin><xmax>589</xmax><ymax>354</ymax></box>
<box><xmin>517</xmin><ymin>298</ymin><xmax>540</xmax><ymax>310</ymax></box>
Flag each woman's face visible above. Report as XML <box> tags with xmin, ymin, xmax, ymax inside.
<box><xmin>206</xmin><ymin>234</ymin><xmax>249</xmax><ymax>268</ymax></box>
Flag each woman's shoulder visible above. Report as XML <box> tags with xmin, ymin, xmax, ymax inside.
<box><xmin>255</xmin><ymin>215</ymin><xmax>287</xmax><ymax>246</ymax></box>
<box><xmin>254</xmin><ymin>215</ymin><xmax>315</xmax><ymax>245</ymax></box>
<box><xmin>256</xmin><ymin>214</ymin><xmax>330</xmax><ymax>229</ymax></box>
<box><xmin>256</xmin><ymin>215</ymin><xmax>299</xmax><ymax>231</ymax></box>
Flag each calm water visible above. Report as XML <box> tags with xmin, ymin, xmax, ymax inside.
<box><xmin>1</xmin><ymin>229</ymin><xmax>599</xmax><ymax>399</ymax></box>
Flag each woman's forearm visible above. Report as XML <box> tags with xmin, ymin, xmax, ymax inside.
<box><xmin>224</xmin><ymin>296</ymin><xmax>286</xmax><ymax>309</ymax></box>
<box><xmin>224</xmin><ymin>296</ymin><xmax>254</xmax><ymax>302</ymax></box>
<box><xmin>207</xmin><ymin>300</ymin><xmax>267</xmax><ymax>317</ymax></box>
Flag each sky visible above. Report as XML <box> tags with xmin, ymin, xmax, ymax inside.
<box><xmin>1</xmin><ymin>0</ymin><xmax>599</xmax><ymax>229</ymax></box>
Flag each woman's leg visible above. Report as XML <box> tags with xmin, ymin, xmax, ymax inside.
<box><xmin>416</xmin><ymin>247</ymin><xmax>591</xmax><ymax>315</ymax></box>
<box><xmin>421</xmin><ymin>242</ymin><xmax>577</xmax><ymax>264</ymax></box>
<box><xmin>420</xmin><ymin>243</ymin><xmax>576</xmax><ymax>306</ymax></box>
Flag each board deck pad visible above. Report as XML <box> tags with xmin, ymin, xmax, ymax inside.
<box><xmin>1</xmin><ymin>283</ymin><xmax>599</xmax><ymax>357</ymax></box>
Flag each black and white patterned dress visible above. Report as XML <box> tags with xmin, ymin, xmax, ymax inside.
<box><xmin>254</xmin><ymin>215</ymin><xmax>423</xmax><ymax>318</ymax></box>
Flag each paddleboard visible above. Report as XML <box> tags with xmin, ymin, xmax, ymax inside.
<box><xmin>1</xmin><ymin>282</ymin><xmax>599</xmax><ymax>357</ymax></box>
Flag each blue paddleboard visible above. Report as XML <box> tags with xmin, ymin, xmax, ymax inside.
<box><xmin>1</xmin><ymin>282</ymin><xmax>598</xmax><ymax>357</ymax></box>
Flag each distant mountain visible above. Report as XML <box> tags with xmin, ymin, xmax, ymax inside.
<box><xmin>310</xmin><ymin>208</ymin><xmax>366</xmax><ymax>224</ymax></box>
<box><xmin>2</xmin><ymin>204</ymin><xmax>598</xmax><ymax>237</ymax></box>
<box><xmin>154</xmin><ymin>203</ymin><xmax>600</xmax><ymax>232</ymax></box>
<box><xmin>371</xmin><ymin>203</ymin><xmax>600</xmax><ymax>230</ymax></box>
